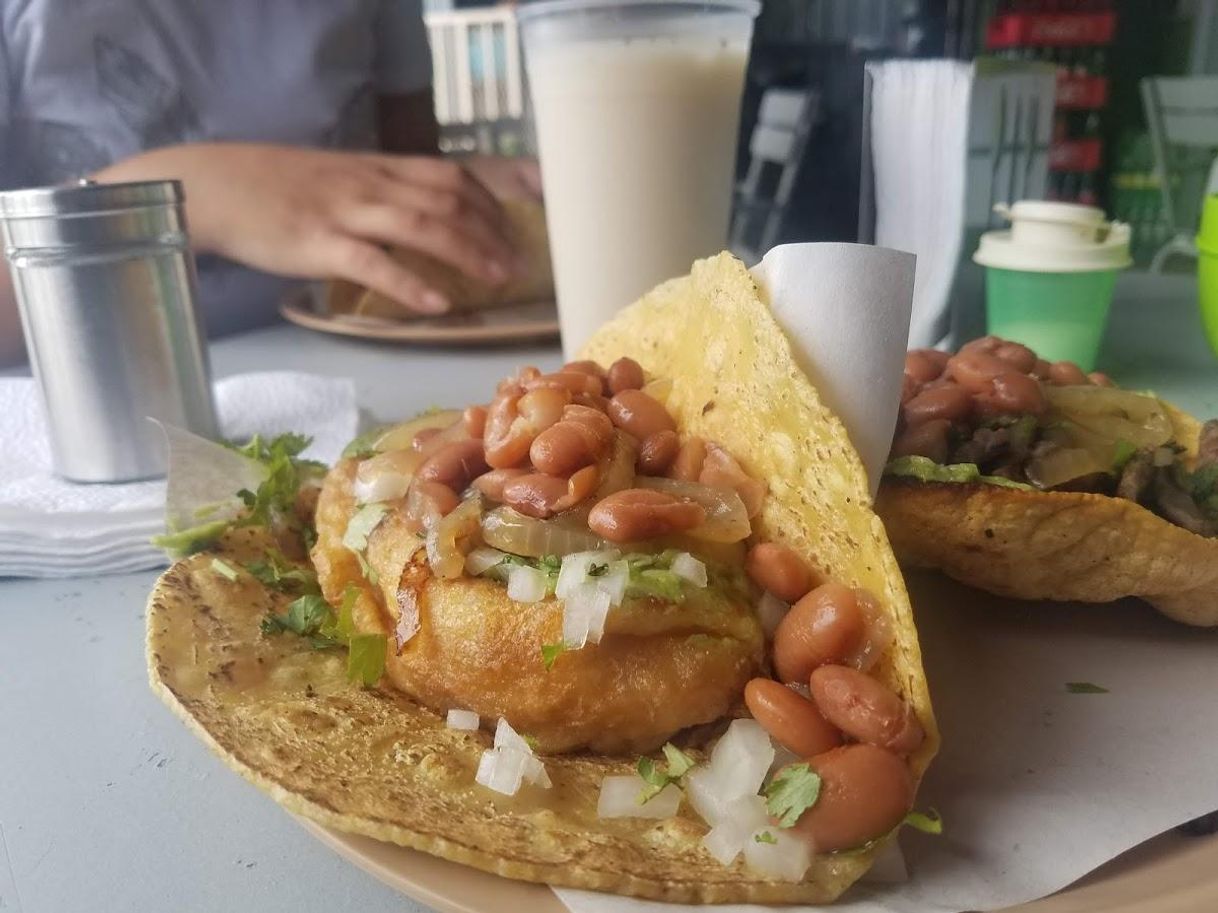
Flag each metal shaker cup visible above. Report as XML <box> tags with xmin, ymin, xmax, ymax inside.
<box><xmin>0</xmin><ymin>179</ymin><xmax>218</xmax><ymax>482</ymax></box>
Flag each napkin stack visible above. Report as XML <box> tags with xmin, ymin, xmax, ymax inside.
<box><xmin>0</xmin><ymin>372</ymin><xmax>358</xmax><ymax>578</ymax></box>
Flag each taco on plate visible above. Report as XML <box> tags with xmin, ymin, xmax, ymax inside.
<box><xmin>876</xmin><ymin>335</ymin><xmax>1218</xmax><ymax>625</ymax></box>
<box><xmin>147</xmin><ymin>253</ymin><xmax>938</xmax><ymax>904</ymax></box>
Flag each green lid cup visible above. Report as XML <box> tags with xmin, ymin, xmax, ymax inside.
<box><xmin>1199</xmin><ymin>194</ymin><xmax>1218</xmax><ymax>359</ymax></box>
<box><xmin>974</xmin><ymin>202</ymin><xmax>1131</xmax><ymax>372</ymax></box>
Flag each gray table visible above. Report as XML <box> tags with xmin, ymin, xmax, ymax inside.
<box><xmin>1</xmin><ymin>273</ymin><xmax>1214</xmax><ymax>913</ymax></box>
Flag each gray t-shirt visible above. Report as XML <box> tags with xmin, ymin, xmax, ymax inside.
<box><xmin>0</xmin><ymin>0</ymin><xmax>432</xmax><ymax>336</ymax></box>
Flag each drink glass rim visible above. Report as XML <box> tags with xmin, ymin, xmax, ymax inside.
<box><xmin>516</xmin><ymin>0</ymin><xmax>760</xmax><ymax>24</ymax></box>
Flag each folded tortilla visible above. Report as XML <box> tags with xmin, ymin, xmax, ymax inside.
<box><xmin>147</xmin><ymin>253</ymin><xmax>938</xmax><ymax>903</ymax></box>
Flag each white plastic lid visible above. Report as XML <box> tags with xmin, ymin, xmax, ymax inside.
<box><xmin>973</xmin><ymin>200</ymin><xmax>1132</xmax><ymax>272</ymax></box>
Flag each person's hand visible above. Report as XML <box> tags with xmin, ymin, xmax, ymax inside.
<box><xmin>461</xmin><ymin>155</ymin><xmax>543</xmax><ymax>202</ymax></box>
<box><xmin>94</xmin><ymin>143</ymin><xmax>520</xmax><ymax>314</ymax></box>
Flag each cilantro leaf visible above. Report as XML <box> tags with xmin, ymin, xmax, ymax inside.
<box><xmin>210</xmin><ymin>558</ymin><xmax>240</xmax><ymax>581</ymax></box>
<box><xmin>754</xmin><ymin>831</ymin><xmax>777</xmax><ymax>844</ymax></box>
<box><xmin>347</xmin><ymin>633</ymin><xmax>387</xmax><ymax>686</ymax></box>
<box><xmin>661</xmin><ymin>743</ymin><xmax>696</xmax><ymax>779</ymax></box>
<box><xmin>902</xmin><ymin>809</ymin><xmax>943</xmax><ymax>835</ymax></box>
<box><xmin>540</xmin><ymin>642</ymin><xmax>566</xmax><ymax>670</ymax></box>
<box><xmin>261</xmin><ymin>594</ymin><xmax>335</xmax><ymax>639</ymax></box>
<box><xmin>765</xmin><ymin>763</ymin><xmax>822</xmax><ymax>828</ymax></box>
<box><xmin>244</xmin><ymin>549</ymin><xmax>320</xmax><ymax>594</ymax></box>
<box><xmin>1066</xmin><ymin>681</ymin><xmax>1109</xmax><ymax>694</ymax></box>
<box><xmin>636</xmin><ymin>742</ymin><xmax>697</xmax><ymax>804</ymax></box>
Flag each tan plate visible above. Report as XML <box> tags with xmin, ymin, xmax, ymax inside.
<box><xmin>298</xmin><ymin>818</ymin><xmax>1218</xmax><ymax>913</ymax></box>
<box><xmin>279</xmin><ymin>286</ymin><xmax>560</xmax><ymax>346</ymax></box>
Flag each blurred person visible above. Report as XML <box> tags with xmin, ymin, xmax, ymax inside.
<box><xmin>0</xmin><ymin>0</ymin><xmax>540</xmax><ymax>366</ymax></box>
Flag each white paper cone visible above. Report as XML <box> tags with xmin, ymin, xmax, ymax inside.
<box><xmin>750</xmin><ymin>242</ymin><xmax>916</xmax><ymax>497</ymax></box>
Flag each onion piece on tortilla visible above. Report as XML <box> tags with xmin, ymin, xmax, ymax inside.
<box><xmin>743</xmin><ymin>827</ymin><xmax>813</xmax><ymax>882</ymax></box>
<box><xmin>637</xmin><ymin>477</ymin><xmax>751</xmax><ymax>543</ymax></box>
<box><xmin>446</xmin><ymin>709</ymin><xmax>479</xmax><ymax>731</ymax></box>
<box><xmin>597</xmin><ymin>776</ymin><xmax>682</xmax><ymax>819</ymax></box>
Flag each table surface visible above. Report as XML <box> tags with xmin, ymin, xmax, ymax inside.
<box><xmin>1</xmin><ymin>272</ymin><xmax>1215</xmax><ymax>913</ymax></box>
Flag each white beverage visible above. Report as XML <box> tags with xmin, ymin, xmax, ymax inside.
<box><xmin>525</xmin><ymin>31</ymin><xmax>752</xmax><ymax>356</ymax></box>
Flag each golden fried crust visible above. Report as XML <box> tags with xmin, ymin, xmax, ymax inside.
<box><xmin>146</xmin><ymin>541</ymin><xmax>871</xmax><ymax>904</ymax></box>
<box><xmin>875</xmin><ymin>400</ymin><xmax>1218</xmax><ymax>626</ymax></box>
<box><xmin>313</xmin><ymin>459</ymin><xmax>764</xmax><ymax>754</ymax></box>
<box><xmin>875</xmin><ymin>480</ymin><xmax>1218</xmax><ymax>625</ymax></box>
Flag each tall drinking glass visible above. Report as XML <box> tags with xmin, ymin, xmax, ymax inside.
<box><xmin>517</xmin><ymin>0</ymin><xmax>760</xmax><ymax>357</ymax></box>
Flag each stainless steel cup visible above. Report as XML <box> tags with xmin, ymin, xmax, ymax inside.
<box><xmin>0</xmin><ymin>179</ymin><xmax>218</xmax><ymax>482</ymax></box>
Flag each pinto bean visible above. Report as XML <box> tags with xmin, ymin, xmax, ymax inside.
<box><xmin>530</xmin><ymin>420</ymin><xmax>602</xmax><ymax>476</ymax></box>
<box><xmin>562</xmin><ymin>359</ymin><xmax>608</xmax><ymax>382</ymax></box>
<box><xmin>787</xmin><ymin>745</ymin><xmax>914</xmax><ymax>852</ymax></box>
<box><xmin>1047</xmin><ymin>361</ymin><xmax>1089</xmax><ymax>386</ymax></box>
<box><xmin>563</xmin><ymin>403</ymin><xmax>615</xmax><ymax>445</ymax></box>
<box><xmin>901</xmin><ymin>383</ymin><xmax>972</xmax><ymax>425</ymax></box>
<box><xmin>638</xmin><ymin>429</ymin><xmax>680</xmax><ymax>475</ymax></box>
<box><xmin>991</xmin><ymin>340</ymin><xmax>1037</xmax><ymax>372</ymax></box>
<box><xmin>901</xmin><ymin>373</ymin><xmax>921</xmax><ymax>405</ymax></box>
<box><xmin>411</xmin><ymin>426</ymin><xmax>443</xmax><ymax>453</ymax></box>
<box><xmin>809</xmin><ymin>665</ymin><xmax>925</xmax><ymax>754</ymax></box>
<box><xmin>416</xmin><ymin>439</ymin><xmax>489</xmax><ymax>491</ymax></box>
<box><xmin>1031</xmin><ymin>358</ymin><xmax>1053</xmax><ymax>380</ymax></box>
<box><xmin>472</xmin><ymin>468</ymin><xmax>528</xmax><ymax>501</ymax></box>
<box><xmin>463</xmin><ymin>405</ymin><xmax>488</xmax><ymax>438</ymax></box>
<box><xmin>608</xmin><ymin>389</ymin><xmax>676</xmax><ymax>441</ymax></box>
<box><xmin>746</xmin><ymin>543</ymin><xmax>816</xmax><ymax>603</ymax></box>
<box><xmin>946</xmin><ymin>351</ymin><xmax>1012</xmax><ymax>394</ymax></box>
<box><xmin>973</xmin><ymin>372</ymin><xmax>1047</xmax><ymax>417</ymax></box>
<box><xmin>890</xmin><ymin>419</ymin><xmax>951</xmax><ymax>464</ymax></box>
<box><xmin>523</xmin><ymin>370</ymin><xmax>605</xmax><ymax>396</ymax></box>
<box><xmin>607</xmin><ymin>357</ymin><xmax>646</xmax><ymax>395</ymax></box>
<box><xmin>670</xmin><ymin>436</ymin><xmax>707</xmax><ymax>482</ymax></box>
<box><xmin>483</xmin><ymin>386</ymin><xmax>570</xmax><ymax>469</ymax></box>
<box><xmin>502</xmin><ymin>466</ymin><xmax>598</xmax><ymax>519</ymax></box>
<box><xmin>744</xmin><ymin>678</ymin><xmax>842</xmax><ymax>758</ymax></box>
<box><xmin>772</xmin><ymin>582</ymin><xmax>866</xmax><ymax>684</ymax></box>
<box><xmin>904</xmin><ymin>349</ymin><xmax>950</xmax><ymax>384</ymax></box>
<box><xmin>587</xmin><ymin>488</ymin><xmax>705</xmax><ymax>542</ymax></box>
<box><xmin>958</xmin><ymin>335</ymin><xmax>1003</xmax><ymax>356</ymax></box>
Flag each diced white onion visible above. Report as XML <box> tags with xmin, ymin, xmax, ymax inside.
<box><xmin>494</xmin><ymin>717</ymin><xmax>533</xmax><ymax>754</ymax></box>
<box><xmin>446</xmin><ymin>709</ymin><xmax>480</xmax><ymax>731</ymax></box>
<box><xmin>476</xmin><ymin>718</ymin><xmax>551</xmax><ymax>796</ymax></box>
<box><xmin>706</xmin><ymin>719</ymin><xmax>775</xmax><ymax>805</ymax></box>
<box><xmin>507</xmin><ymin>565</ymin><xmax>548</xmax><ymax>603</ymax></box>
<box><xmin>742</xmin><ymin>827</ymin><xmax>812</xmax><ymax>882</ymax></box>
<box><xmin>597</xmin><ymin>776</ymin><xmax>682</xmax><ymax>819</ymax></box>
<box><xmin>476</xmin><ymin>747</ymin><xmax>526</xmax><ymax>795</ymax></box>
<box><xmin>701</xmin><ymin>794</ymin><xmax>769</xmax><ymax>864</ymax></box>
<box><xmin>670</xmin><ymin>552</ymin><xmax>708</xmax><ymax>588</ymax></box>
<box><xmin>598</xmin><ymin>559</ymin><xmax>630</xmax><ymax>606</ymax></box>
<box><xmin>756</xmin><ymin>591</ymin><xmax>790</xmax><ymax>637</ymax></box>
<box><xmin>465</xmin><ymin>547</ymin><xmax>509</xmax><ymax>576</ymax></box>
<box><xmin>562</xmin><ymin>582</ymin><xmax>612</xmax><ymax>648</ymax></box>
<box><xmin>556</xmin><ymin>550</ymin><xmax>621</xmax><ymax>598</ymax></box>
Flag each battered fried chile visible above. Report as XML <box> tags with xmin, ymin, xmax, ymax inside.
<box><xmin>888</xmin><ymin>336</ymin><xmax>1218</xmax><ymax>538</ymax></box>
<box><xmin>335</xmin><ymin>356</ymin><xmax>924</xmax><ymax>860</ymax></box>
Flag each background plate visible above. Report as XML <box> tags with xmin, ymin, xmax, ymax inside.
<box><xmin>298</xmin><ymin>818</ymin><xmax>1218</xmax><ymax>913</ymax></box>
<box><xmin>279</xmin><ymin>286</ymin><xmax>560</xmax><ymax>346</ymax></box>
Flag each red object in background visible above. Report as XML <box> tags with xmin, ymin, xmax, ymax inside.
<box><xmin>1050</xmin><ymin>138</ymin><xmax>1102</xmax><ymax>172</ymax></box>
<box><xmin>1055</xmin><ymin>73</ymin><xmax>1108</xmax><ymax>109</ymax></box>
<box><xmin>986</xmin><ymin>11</ymin><xmax>1116</xmax><ymax>48</ymax></box>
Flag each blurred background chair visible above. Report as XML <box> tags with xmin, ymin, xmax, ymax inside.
<box><xmin>1140</xmin><ymin>74</ymin><xmax>1218</xmax><ymax>272</ymax></box>
<box><xmin>730</xmin><ymin>88</ymin><xmax>820</xmax><ymax>264</ymax></box>
<box><xmin>425</xmin><ymin>6</ymin><xmax>528</xmax><ymax>156</ymax></box>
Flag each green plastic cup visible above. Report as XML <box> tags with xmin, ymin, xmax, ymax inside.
<box><xmin>1199</xmin><ymin>194</ymin><xmax>1218</xmax><ymax>359</ymax></box>
<box><xmin>985</xmin><ymin>267</ymin><xmax>1119</xmax><ymax>371</ymax></box>
<box><xmin>974</xmin><ymin>201</ymin><xmax>1131</xmax><ymax>372</ymax></box>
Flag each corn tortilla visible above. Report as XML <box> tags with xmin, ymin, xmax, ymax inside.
<box><xmin>147</xmin><ymin>252</ymin><xmax>938</xmax><ymax>903</ymax></box>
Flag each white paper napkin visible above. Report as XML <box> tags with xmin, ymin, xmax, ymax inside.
<box><xmin>0</xmin><ymin>371</ymin><xmax>358</xmax><ymax>578</ymax></box>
